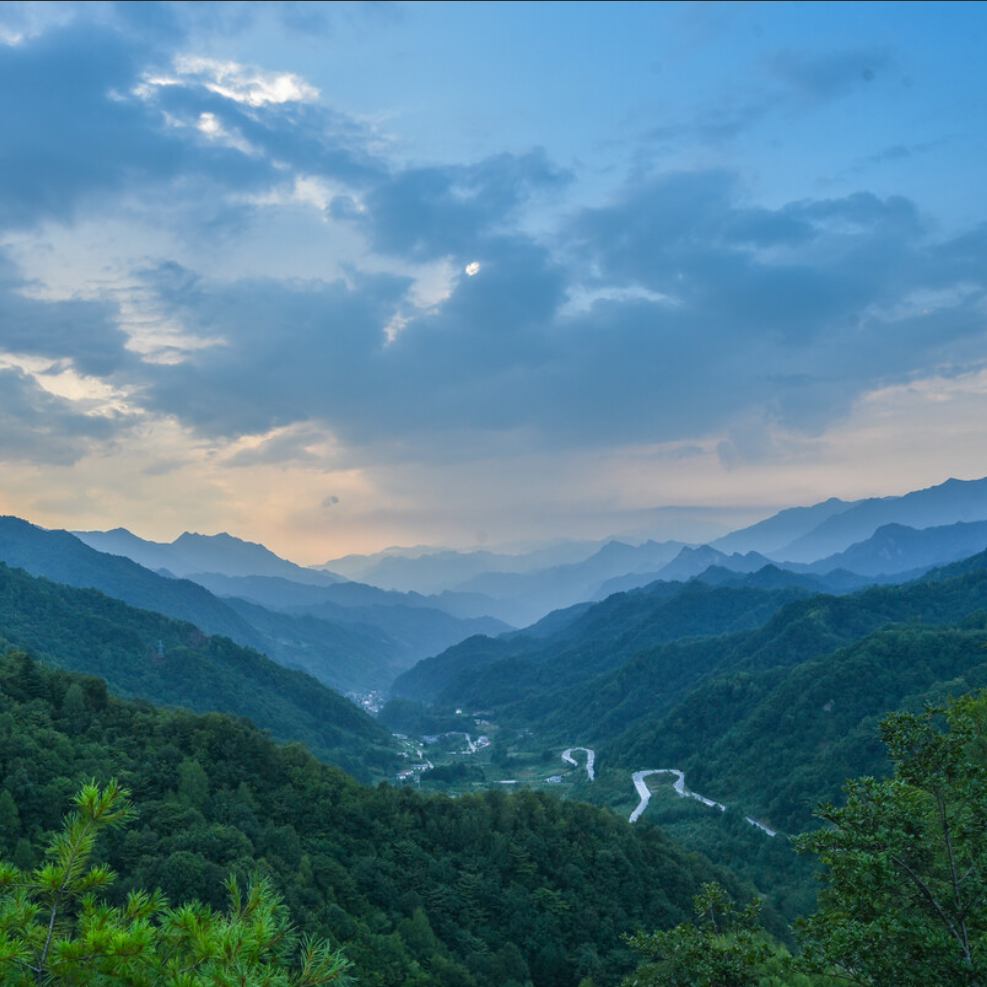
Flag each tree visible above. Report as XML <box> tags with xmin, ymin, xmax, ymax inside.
<box><xmin>795</xmin><ymin>692</ymin><xmax>987</xmax><ymax>987</ymax></box>
<box><xmin>0</xmin><ymin>781</ymin><xmax>351</xmax><ymax>986</ymax></box>
<box><xmin>622</xmin><ymin>882</ymin><xmax>771</xmax><ymax>987</ymax></box>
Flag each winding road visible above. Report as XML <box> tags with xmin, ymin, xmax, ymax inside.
<box><xmin>630</xmin><ymin>769</ymin><xmax>725</xmax><ymax>823</ymax></box>
<box><xmin>554</xmin><ymin>744</ymin><xmax>776</xmax><ymax>836</ymax></box>
<box><xmin>629</xmin><ymin>768</ymin><xmax>776</xmax><ymax>836</ymax></box>
<box><xmin>561</xmin><ymin>747</ymin><xmax>595</xmax><ymax>780</ymax></box>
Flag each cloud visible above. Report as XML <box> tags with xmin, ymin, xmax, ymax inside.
<box><xmin>135</xmin><ymin>262</ymin><xmax>412</xmax><ymax>438</ymax></box>
<box><xmin>0</xmin><ymin>366</ymin><xmax>130</xmax><ymax>465</ymax></box>
<box><xmin>103</xmin><ymin>167</ymin><xmax>984</xmax><ymax>471</ymax></box>
<box><xmin>361</xmin><ymin>151</ymin><xmax>571</xmax><ymax>261</ymax></box>
<box><xmin>151</xmin><ymin>55</ymin><xmax>320</xmax><ymax>107</ymax></box>
<box><xmin>223</xmin><ymin>424</ymin><xmax>338</xmax><ymax>468</ymax></box>
<box><xmin>0</xmin><ymin>15</ymin><xmax>385</xmax><ymax>239</ymax></box>
<box><xmin>644</xmin><ymin>46</ymin><xmax>896</xmax><ymax>149</ymax></box>
<box><xmin>1</xmin><ymin>13</ymin><xmax>983</xmax><ymax>482</ymax></box>
<box><xmin>0</xmin><ymin>253</ymin><xmax>131</xmax><ymax>377</ymax></box>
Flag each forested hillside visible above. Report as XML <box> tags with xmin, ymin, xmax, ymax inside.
<box><xmin>0</xmin><ymin>517</ymin><xmax>505</xmax><ymax>695</ymax></box>
<box><xmin>0</xmin><ymin>562</ymin><xmax>395</xmax><ymax>780</ymax></box>
<box><xmin>0</xmin><ymin>649</ymin><xmax>739</xmax><ymax>987</ymax></box>
<box><xmin>411</xmin><ymin>554</ymin><xmax>987</xmax><ymax>743</ymax></box>
<box><xmin>392</xmin><ymin>580</ymin><xmax>809</xmax><ymax>705</ymax></box>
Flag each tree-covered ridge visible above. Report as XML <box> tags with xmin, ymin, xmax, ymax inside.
<box><xmin>0</xmin><ymin>562</ymin><xmax>395</xmax><ymax>781</ymax></box>
<box><xmin>623</xmin><ymin>693</ymin><xmax>987</xmax><ymax>987</ymax></box>
<box><xmin>391</xmin><ymin>580</ymin><xmax>810</xmax><ymax>706</ymax></box>
<box><xmin>613</xmin><ymin>616</ymin><xmax>987</xmax><ymax>831</ymax></box>
<box><xmin>0</xmin><ymin>649</ymin><xmax>742</xmax><ymax>987</ymax></box>
<box><xmin>421</xmin><ymin>553</ymin><xmax>987</xmax><ymax>750</ymax></box>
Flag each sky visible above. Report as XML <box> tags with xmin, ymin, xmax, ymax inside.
<box><xmin>1</xmin><ymin>0</ymin><xmax>986</xmax><ymax>563</ymax></box>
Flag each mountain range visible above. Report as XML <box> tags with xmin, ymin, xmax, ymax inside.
<box><xmin>4</xmin><ymin>474</ymin><xmax>987</xmax><ymax>957</ymax></box>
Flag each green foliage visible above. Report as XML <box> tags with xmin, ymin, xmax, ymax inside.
<box><xmin>795</xmin><ymin>693</ymin><xmax>987</xmax><ymax>986</ymax></box>
<box><xmin>0</xmin><ymin>562</ymin><xmax>396</xmax><ymax>780</ymax></box>
<box><xmin>0</xmin><ymin>781</ymin><xmax>351</xmax><ymax>986</ymax></box>
<box><xmin>394</xmin><ymin>582</ymin><xmax>806</xmax><ymax>707</ymax></box>
<box><xmin>623</xmin><ymin>882</ymin><xmax>771</xmax><ymax>987</ymax></box>
<box><xmin>0</xmin><ymin>649</ymin><xmax>736</xmax><ymax>987</ymax></box>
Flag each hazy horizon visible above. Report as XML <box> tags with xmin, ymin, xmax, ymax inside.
<box><xmin>2</xmin><ymin>2</ymin><xmax>986</xmax><ymax>564</ymax></box>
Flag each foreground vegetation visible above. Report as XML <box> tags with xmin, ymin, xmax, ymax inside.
<box><xmin>5</xmin><ymin>663</ymin><xmax>986</xmax><ymax>985</ymax></box>
<box><xmin>0</xmin><ymin>649</ymin><xmax>739</xmax><ymax>987</ymax></box>
<box><xmin>624</xmin><ymin>694</ymin><xmax>987</xmax><ymax>986</ymax></box>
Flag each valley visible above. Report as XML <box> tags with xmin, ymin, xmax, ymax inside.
<box><xmin>2</xmin><ymin>473</ymin><xmax>987</xmax><ymax>984</ymax></box>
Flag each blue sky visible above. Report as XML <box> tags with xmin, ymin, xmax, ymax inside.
<box><xmin>1</xmin><ymin>1</ymin><xmax>986</xmax><ymax>561</ymax></box>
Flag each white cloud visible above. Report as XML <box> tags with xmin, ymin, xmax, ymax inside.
<box><xmin>195</xmin><ymin>111</ymin><xmax>256</xmax><ymax>154</ymax></box>
<box><xmin>172</xmin><ymin>55</ymin><xmax>320</xmax><ymax>107</ymax></box>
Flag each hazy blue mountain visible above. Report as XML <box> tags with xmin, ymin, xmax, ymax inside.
<box><xmin>0</xmin><ymin>517</ymin><xmax>266</xmax><ymax>647</ymax></box>
<box><xmin>446</xmin><ymin>539</ymin><xmax>689</xmax><ymax>625</ymax></box>
<box><xmin>75</xmin><ymin>527</ymin><xmax>344</xmax><ymax>584</ymax></box>
<box><xmin>69</xmin><ymin>527</ymin><xmax>189</xmax><ymax>574</ymax></box>
<box><xmin>318</xmin><ymin>540</ymin><xmax>605</xmax><ymax>594</ymax></box>
<box><xmin>710</xmin><ymin>497</ymin><xmax>857</xmax><ymax>555</ymax></box>
<box><xmin>1</xmin><ymin>518</ymin><xmax>436</xmax><ymax>695</ymax></box>
<box><xmin>791</xmin><ymin>519</ymin><xmax>987</xmax><ymax>577</ymax></box>
<box><xmin>691</xmin><ymin>563</ymin><xmax>874</xmax><ymax>594</ymax></box>
<box><xmin>594</xmin><ymin>546</ymin><xmax>775</xmax><ymax>597</ymax></box>
<box><xmin>654</xmin><ymin>546</ymin><xmax>773</xmax><ymax>582</ymax></box>
<box><xmin>772</xmin><ymin>475</ymin><xmax>987</xmax><ymax>563</ymax></box>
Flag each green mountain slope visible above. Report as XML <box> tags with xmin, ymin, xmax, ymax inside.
<box><xmin>611</xmin><ymin>616</ymin><xmax>987</xmax><ymax>833</ymax></box>
<box><xmin>393</xmin><ymin>580</ymin><xmax>809</xmax><ymax>706</ymax></box>
<box><xmin>0</xmin><ymin>649</ymin><xmax>742</xmax><ymax>987</ymax></box>
<box><xmin>428</xmin><ymin>556</ymin><xmax>987</xmax><ymax>745</ymax></box>
<box><xmin>0</xmin><ymin>562</ymin><xmax>394</xmax><ymax>780</ymax></box>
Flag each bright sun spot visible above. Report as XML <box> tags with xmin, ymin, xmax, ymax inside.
<box><xmin>465</xmin><ymin>262</ymin><xmax>480</xmax><ymax>276</ymax></box>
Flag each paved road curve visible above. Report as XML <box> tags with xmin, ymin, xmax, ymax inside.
<box><xmin>561</xmin><ymin>747</ymin><xmax>595</xmax><ymax>781</ymax></box>
<box><xmin>629</xmin><ymin>768</ymin><xmax>776</xmax><ymax>836</ymax></box>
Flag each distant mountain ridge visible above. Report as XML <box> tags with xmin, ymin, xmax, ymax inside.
<box><xmin>0</xmin><ymin>517</ymin><xmax>265</xmax><ymax>647</ymax></box>
<box><xmin>1</xmin><ymin>518</ymin><xmax>495</xmax><ymax>695</ymax></box>
<box><xmin>75</xmin><ymin>527</ymin><xmax>344</xmax><ymax>584</ymax></box>
<box><xmin>792</xmin><ymin>519</ymin><xmax>987</xmax><ymax>576</ymax></box>
<box><xmin>771</xmin><ymin>475</ymin><xmax>987</xmax><ymax>562</ymax></box>
<box><xmin>711</xmin><ymin>496</ymin><xmax>858</xmax><ymax>555</ymax></box>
